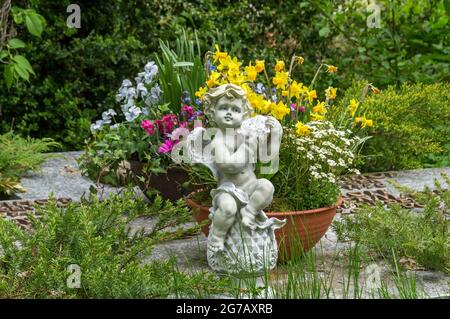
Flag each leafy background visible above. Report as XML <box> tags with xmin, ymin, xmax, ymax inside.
<box><xmin>1</xmin><ymin>0</ymin><xmax>449</xmax><ymax>169</ymax></box>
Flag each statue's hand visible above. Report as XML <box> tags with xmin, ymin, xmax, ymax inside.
<box><xmin>266</xmin><ymin>116</ymin><xmax>282</xmax><ymax>135</ymax></box>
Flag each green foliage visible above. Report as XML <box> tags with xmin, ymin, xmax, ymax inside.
<box><xmin>313</xmin><ymin>0</ymin><xmax>450</xmax><ymax>87</ymax></box>
<box><xmin>339</xmin><ymin>81</ymin><xmax>450</xmax><ymax>171</ymax></box>
<box><xmin>1</xmin><ymin>0</ymin><xmax>448</xmax><ymax>154</ymax></box>
<box><xmin>0</xmin><ymin>132</ymin><xmax>59</xmax><ymax>196</ymax></box>
<box><xmin>155</xmin><ymin>31</ymin><xmax>206</xmax><ymax>114</ymax></box>
<box><xmin>1</xmin><ymin>6</ymin><xmax>45</xmax><ymax>88</ymax></box>
<box><xmin>333</xmin><ymin>176</ymin><xmax>450</xmax><ymax>272</ymax></box>
<box><xmin>0</xmin><ymin>189</ymin><xmax>223</xmax><ymax>298</ymax></box>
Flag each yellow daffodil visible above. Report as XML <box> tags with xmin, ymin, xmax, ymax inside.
<box><xmin>195</xmin><ymin>86</ymin><xmax>207</xmax><ymax>99</ymax></box>
<box><xmin>310</xmin><ymin>113</ymin><xmax>324</xmax><ymax>121</ymax></box>
<box><xmin>270</xmin><ymin>101</ymin><xmax>290</xmax><ymax>120</ymax></box>
<box><xmin>282</xmin><ymin>90</ymin><xmax>289</xmax><ymax>96</ymax></box>
<box><xmin>313</xmin><ymin>101</ymin><xmax>326</xmax><ymax>114</ymax></box>
<box><xmin>244</xmin><ymin>63</ymin><xmax>257</xmax><ymax>81</ymax></box>
<box><xmin>229</xmin><ymin>72</ymin><xmax>246</xmax><ymax>86</ymax></box>
<box><xmin>295</xmin><ymin>122</ymin><xmax>310</xmax><ymax>136</ymax></box>
<box><xmin>206</xmin><ymin>71</ymin><xmax>221</xmax><ymax>88</ymax></box>
<box><xmin>326</xmin><ymin>64</ymin><xmax>338</xmax><ymax>73</ymax></box>
<box><xmin>272</xmin><ymin>71</ymin><xmax>289</xmax><ymax>89</ymax></box>
<box><xmin>213</xmin><ymin>45</ymin><xmax>228</xmax><ymax>64</ymax></box>
<box><xmin>255</xmin><ymin>60</ymin><xmax>265</xmax><ymax>73</ymax></box>
<box><xmin>355</xmin><ymin>116</ymin><xmax>373</xmax><ymax>128</ymax></box>
<box><xmin>348</xmin><ymin>98</ymin><xmax>359</xmax><ymax>116</ymax></box>
<box><xmin>259</xmin><ymin>100</ymin><xmax>271</xmax><ymax>113</ymax></box>
<box><xmin>296</xmin><ymin>56</ymin><xmax>305</xmax><ymax>64</ymax></box>
<box><xmin>325</xmin><ymin>87</ymin><xmax>337</xmax><ymax>100</ymax></box>
<box><xmin>275</xmin><ymin>60</ymin><xmax>285</xmax><ymax>72</ymax></box>
<box><xmin>248</xmin><ymin>93</ymin><xmax>267</xmax><ymax>113</ymax></box>
<box><xmin>289</xmin><ymin>81</ymin><xmax>303</xmax><ymax>99</ymax></box>
<box><xmin>307</xmin><ymin>89</ymin><xmax>317</xmax><ymax>102</ymax></box>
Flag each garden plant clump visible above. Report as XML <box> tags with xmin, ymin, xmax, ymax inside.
<box><xmin>0</xmin><ymin>189</ymin><xmax>227</xmax><ymax>298</ymax></box>
<box><xmin>339</xmin><ymin>81</ymin><xmax>450</xmax><ymax>172</ymax></box>
<box><xmin>0</xmin><ymin>132</ymin><xmax>59</xmax><ymax>198</ymax></box>
<box><xmin>333</xmin><ymin>175</ymin><xmax>450</xmax><ymax>273</ymax></box>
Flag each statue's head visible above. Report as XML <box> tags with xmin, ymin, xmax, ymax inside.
<box><xmin>203</xmin><ymin>84</ymin><xmax>253</xmax><ymax>129</ymax></box>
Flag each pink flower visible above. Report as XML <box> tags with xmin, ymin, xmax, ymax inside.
<box><xmin>141</xmin><ymin>119</ymin><xmax>155</xmax><ymax>136</ymax></box>
<box><xmin>156</xmin><ymin>114</ymin><xmax>178</xmax><ymax>135</ymax></box>
<box><xmin>290</xmin><ymin>103</ymin><xmax>297</xmax><ymax>111</ymax></box>
<box><xmin>179</xmin><ymin>121</ymin><xmax>188</xmax><ymax>129</ymax></box>
<box><xmin>181</xmin><ymin>105</ymin><xmax>194</xmax><ymax>118</ymax></box>
<box><xmin>158</xmin><ymin>139</ymin><xmax>177</xmax><ymax>153</ymax></box>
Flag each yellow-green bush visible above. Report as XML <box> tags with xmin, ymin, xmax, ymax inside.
<box><xmin>339</xmin><ymin>82</ymin><xmax>450</xmax><ymax>172</ymax></box>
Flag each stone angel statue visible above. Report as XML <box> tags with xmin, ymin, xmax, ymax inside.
<box><xmin>185</xmin><ymin>84</ymin><xmax>286</xmax><ymax>274</ymax></box>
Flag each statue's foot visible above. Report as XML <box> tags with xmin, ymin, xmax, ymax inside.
<box><xmin>240</xmin><ymin>207</ymin><xmax>256</xmax><ymax>230</ymax></box>
<box><xmin>208</xmin><ymin>235</ymin><xmax>225</xmax><ymax>252</ymax></box>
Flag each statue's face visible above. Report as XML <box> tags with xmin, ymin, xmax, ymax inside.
<box><xmin>213</xmin><ymin>96</ymin><xmax>246</xmax><ymax>129</ymax></box>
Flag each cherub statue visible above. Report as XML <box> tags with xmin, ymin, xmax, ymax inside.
<box><xmin>186</xmin><ymin>83</ymin><xmax>286</xmax><ymax>273</ymax></box>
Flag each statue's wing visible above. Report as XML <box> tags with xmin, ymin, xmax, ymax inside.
<box><xmin>186</xmin><ymin>127</ymin><xmax>219</xmax><ymax>181</ymax></box>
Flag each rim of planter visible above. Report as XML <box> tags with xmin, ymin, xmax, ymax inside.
<box><xmin>185</xmin><ymin>191</ymin><xmax>343</xmax><ymax>215</ymax></box>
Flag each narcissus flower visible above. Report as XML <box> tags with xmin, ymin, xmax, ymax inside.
<box><xmin>326</xmin><ymin>64</ymin><xmax>338</xmax><ymax>73</ymax></box>
<box><xmin>348</xmin><ymin>98</ymin><xmax>359</xmax><ymax>116</ymax></box>
<box><xmin>325</xmin><ymin>87</ymin><xmax>337</xmax><ymax>100</ymax></box>
<box><xmin>371</xmin><ymin>86</ymin><xmax>381</xmax><ymax>94</ymax></box>
<box><xmin>213</xmin><ymin>45</ymin><xmax>228</xmax><ymax>64</ymax></box>
<box><xmin>195</xmin><ymin>86</ymin><xmax>207</xmax><ymax>99</ymax></box>
<box><xmin>313</xmin><ymin>101</ymin><xmax>326</xmax><ymax>114</ymax></box>
<box><xmin>354</xmin><ymin>115</ymin><xmax>373</xmax><ymax>128</ymax></box>
<box><xmin>206</xmin><ymin>71</ymin><xmax>221</xmax><ymax>88</ymax></box>
<box><xmin>295</xmin><ymin>122</ymin><xmax>310</xmax><ymax>136</ymax></box>
<box><xmin>310</xmin><ymin>113</ymin><xmax>324</xmax><ymax>121</ymax></box>
<box><xmin>307</xmin><ymin>89</ymin><xmax>317</xmax><ymax>102</ymax></box>
<box><xmin>272</xmin><ymin>71</ymin><xmax>289</xmax><ymax>89</ymax></box>
<box><xmin>244</xmin><ymin>63</ymin><xmax>257</xmax><ymax>81</ymax></box>
<box><xmin>275</xmin><ymin>60</ymin><xmax>285</xmax><ymax>72</ymax></box>
<box><xmin>255</xmin><ymin>60</ymin><xmax>265</xmax><ymax>73</ymax></box>
<box><xmin>289</xmin><ymin>81</ymin><xmax>303</xmax><ymax>99</ymax></box>
<box><xmin>270</xmin><ymin>101</ymin><xmax>290</xmax><ymax>120</ymax></box>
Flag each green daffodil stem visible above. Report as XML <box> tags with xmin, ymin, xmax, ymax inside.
<box><xmin>309</xmin><ymin>63</ymin><xmax>323</xmax><ymax>90</ymax></box>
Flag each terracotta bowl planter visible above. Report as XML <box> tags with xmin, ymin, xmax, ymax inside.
<box><xmin>185</xmin><ymin>193</ymin><xmax>342</xmax><ymax>260</ymax></box>
<box><xmin>129</xmin><ymin>160</ymin><xmax>190</xmax><ymax>202</ymax></box>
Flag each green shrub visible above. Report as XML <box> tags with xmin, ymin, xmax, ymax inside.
<box><xmin>333</xmin><ymin>176</ymin><xmax>450</xmax><ymax>272</ymax></box>
<box><xmin>338</xmin><ymin>81</ymin><xmax>450</xmax><ymax>172</ymax></box>
<box><xmin>0</xmin><ymin>132</ymin><xmax>59</xmax><ymax>196</ymax></box>
<box><xmin>0</xmin><ymin>189</ymin><xmax>223</xmax><ymax>298</ymax></box>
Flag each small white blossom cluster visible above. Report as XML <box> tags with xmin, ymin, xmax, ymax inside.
<box><xmin>90</xmin><ymin>61</ymin><xmax>162</xmax><ymax>133</ymax></box>
<box><xmin>294</xmin><ymin>121</ymin><xmax>361</xmax><ymax>183</ymax></box>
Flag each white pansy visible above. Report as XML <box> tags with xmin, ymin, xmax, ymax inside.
<box><xmin>136</xmin><ymin>82</ymin><xmax>148</xmax><ymax>97</ymax></box>
<box><xmin>90</xmin><ymin>119</ymin><xmax>104</xmax><ymax>133</ymax></box>
<box><xmin>125</xmin><ymin>105</ymin><xmax>142</xmax><ymax>122</ymax></box>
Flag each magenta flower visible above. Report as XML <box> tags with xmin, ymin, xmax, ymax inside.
<box><xmin>141</xmin><ymin>119</ymin><xmax>155</xmax><ymax>136</ymax></box>
<box><xmin>158</xmin><ymin>139</ymin><xmax>176</xmax><ymax>153</ymax></box>
<box><xmin>156</xmin><ymin>114</ymin><xmax>177</xmax><ymax>135</ymax></box>
<box><xmin>290</xmin><ymin>103</ymin><xmax>297</xmax><ymax>111</ymax></box>
<box><xmin>298</xmin><ymin>106</ymin><xmax>306</xmax><ymax>113</ymax></box>
<box><xmin>181</xmin><ymin>105</ymin><xmax>194</xmax><ymax>118</ymax></box>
